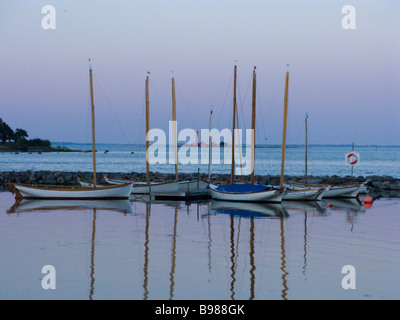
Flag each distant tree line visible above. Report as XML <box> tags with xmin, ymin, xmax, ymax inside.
<box><xmin>0</xmin><ymin>118</ymin><xmax>51</xmax><ymax>150</ymax></box>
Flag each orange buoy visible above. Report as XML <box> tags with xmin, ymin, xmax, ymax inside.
<box><xmin>363</xmin><ymin>196</ymin><xmax>373</xmax><ymax>203</ymax></box>
<box><xmin>327</xmin><ymin>203</ymin><xmax>333</xmax><ymax>208</ymax></box>
<box><xmin>363</xmin><ymin>196</ymin><xmax>373</xmax><ymax>208</ymax></box>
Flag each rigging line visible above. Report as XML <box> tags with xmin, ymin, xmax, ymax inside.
<box><xmin>93</xmin><ymin>74</ymin><xmax>132</xmax><ymax>144</ymax></box>
<box><xmin>235</xmin><ymin>73</ymin><xmax>252</xmax><ymax>178</ymax></box>
<box><xmin>235</xmin><ymin>100</ymin><xmax>244</xmax><ymax>178</ymax></box>
<box><xmin>237</xmin><ymin>72</ymin><xmax>252</xmax><ymax>132</ymax></box>
<box><xmin>263</xmin><ymin>77</ymin><xmax>285</xmax><ymax>135</ymax></box>
<box><xmin>149</xmin><ymin>81</ymin><xmax>169</xmax><ymax>127</ymax></box>
<box><xmin>216</xmin><ymin>68</ymin><xmax>234</xmax><ymax>129</ymax></box>
<box><xmin>256</xmin><ymin>81</ymin><xmax>268</xmax><ymax>143</ymax></box>
<box><xmin>175</xmin><ymin>82</ymin><xmax>199</xmax><ymax>131</ymax></box>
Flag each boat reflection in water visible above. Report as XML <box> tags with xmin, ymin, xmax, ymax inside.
<box><xmin>3</xmin><ymin>192</ymin><xmax>372</xmax><ymax>300</ymax></box>
<box><xmin>7</xmin><ymin>197</ymin><xmax>133</xmax><ymax>300</ymax></box>
<box><xmin>7</xmin><ymin>198</ymin><xmax>132</xmax><ymax>214</ymax></box>
<box><xmin>321</xmin><ymin>198</ymin><xmax>366</xmax><ymax>230</ymax></box>
<box><xmin>208</xmin><ymin>200</ymin><xmax>290</xmax><ymax>300</ymax></box>
<box><xmin>210</xmin><ymin>200</ymin><xmax>289</xmax><ymax>218</ymax></box>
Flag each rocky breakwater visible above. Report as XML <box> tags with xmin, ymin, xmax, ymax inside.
<box><xmin>0</xmin><ymin>171</ymin><xmax>399</xmax><ymax>198</ymax></box>
<box><xmin>0</xmin><ymin>171</ymin><xmax>86</xmax><ymax>189</ymax></box>
<box><xmin>0</xmin><ymin>170</ymin><xmax>202</xmax><ymax>191</ymax></box>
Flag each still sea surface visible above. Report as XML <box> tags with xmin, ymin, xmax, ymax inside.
<box><xmin>1</xmin><ymin>143</ymin><xmax>399</xmax><ymax>300</ymax></box>
<box><xmin>0</xmin><ymin>192</ymin><xmax>399</xmax><ymax>300</ymax></box>
<box><xmin>0</xmin><ymin>143</ymin><xmax>399</xmax><ymax>178</ymax></box>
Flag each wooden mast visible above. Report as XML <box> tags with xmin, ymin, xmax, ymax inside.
<box><xmin>280</xmin><ymin>71</ymin><xmax>289</xmax><ymax>187</ymax></box>
<box><xmin>208</xmin><ymin>109</ymin><xmax>213</xmax><ymax>181</ymax></box>
<box><xmin>171</xmin><ymin>77</ymin><xmax>178</xmax><ymax>181</ymax></box>
<box><xmin>250</xmin><ymin>67</ymin><xmax>256</xmax><ymax>184</ymax></box>
<box><xmin>305</xmin><ymin>113</ymin><xmax>308</xmax><ymax>184</ymax></box>
<box><xmin>89</xmin><ymin>64</ymin><xmax>97</xmax><ymax>187</ymax></box>
<box><xmin>230</xmin><ymin>65</ymin><xmax>237</xmax><ymax>185</ymax></box>
<box><xmin>145</xmin><ymin>76</ymin><xmax>150</xmax><ymax>185</ymax></box>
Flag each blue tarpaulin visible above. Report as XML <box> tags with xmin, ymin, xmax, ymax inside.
<box><xmin>215</xmin><ymin>184</ymin><xmax>272</xmax><ymax>193</ymax></box>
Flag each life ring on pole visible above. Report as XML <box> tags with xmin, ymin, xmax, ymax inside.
<box><xmin>346</xmin><ymin>152</ymin><xmax>358</xmax><ymax>165</ymax></box>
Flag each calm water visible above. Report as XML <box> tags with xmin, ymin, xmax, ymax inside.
<box><xmin>0</xmin><ymin>143</ymin><xmax>399</xmax><ymax>178</ymax></box>
<box><xmin>0</xmin><ymin>191</ymin><xmax>399</xmax><ymax>300</ymax></box>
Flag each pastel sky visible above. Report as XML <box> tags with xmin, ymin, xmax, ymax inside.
<box><xmin>0</xmin><ymin>0</ymin><xmax>399</xmax><ymax>145</ymax></box>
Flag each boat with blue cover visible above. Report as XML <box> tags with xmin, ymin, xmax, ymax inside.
<box><xmin>208</xmin><ymin>66</ymin><xmax>285</xmax><ymax>203</ymax></box>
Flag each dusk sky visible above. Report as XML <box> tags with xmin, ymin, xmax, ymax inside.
<box><xmin>1</xmin><ymin>0</ymin><xmax>399</xmax><ymax>146</ymax></box>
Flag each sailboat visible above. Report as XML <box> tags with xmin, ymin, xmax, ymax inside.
<box><xmin>208</xmin><ymin>66</ymin><xmax>285</xmax><ymax>203</ymax></box>
<box><xmin>8</xmin><ymin>63</ymin><xmax>133</xmax><ymax>200</ymax></box>
<box><xmin>170</xmin><ymin>76</ymin><xmax>208</xmax><ymax>193</ymax></box>
<box><xmin>104</xmin><ymin>74</ymin><xmax>179</xmax><ymax>194</ymax></box>
<box><xmin>277</xmin><ymin>73</ymin><xmax>327</xmax><ymax>201</ymax></box>
<box><xmin>284</xmin><ymin>114</ymin><xmax>363</xmax><ymax>199</ymax></box>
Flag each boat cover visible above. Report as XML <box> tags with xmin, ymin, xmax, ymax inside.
<box><xmin>215</xmin><ymin>184</ymin><xmax>272</xmax><ymax>193</ymax></box>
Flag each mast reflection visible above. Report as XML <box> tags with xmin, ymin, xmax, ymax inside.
<box><xmin>89</xmin><ymin>208</ymin><xmax>96</xmax><ymax>300</ymax></box>
<box><xmin>143</xmin><ymin>202</ymin><xmax>150</xmax><ymax>300</ymax></box>
<box><xmin>280</xmin><ymin>215</ymin><xmax>288</xmax><ymax>300</ymax></box>
<box><xmin>169</xmin><ymin>207</ymin><xmax>178</xmax><ymax>300</ymax></box>
<box><xmin>249</xmin><ymin>217</ymin><xmax>255</xmax><ymax>300</ymax></box>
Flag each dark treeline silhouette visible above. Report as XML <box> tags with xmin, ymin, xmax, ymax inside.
<box><xmin>0</xmin><ymin>118</ymin><xmax>68</xmax><ymax>152</ymax></box>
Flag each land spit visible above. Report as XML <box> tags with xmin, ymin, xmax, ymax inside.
<box><xmin>1</xmin><ymin>170</ymin><xmax>399</xmax><ymax>198</ymax></box>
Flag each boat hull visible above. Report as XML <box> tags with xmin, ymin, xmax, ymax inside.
<box><xmin>209</xmin><ymin>184</ymin><xmax>284</xmax><ymax>203</ymax></box>
<box><xmin>9</xmin><ymin>182</ymin><xmax>133</xmax><ymax>200</ymax></box>
<box><xmin>283</xmin><ymin>186</ymin><xmax>328</xmax><ymax>201</ymax></box>
<box><xmin>323</xmin><ymin>185</ymin><xmax>361</xmax><ymax>198</ymax></box>
<box><xmin>105</xmin><ymin>178</ymin><xmax>180</xmax><ymax>194</ymax></box>
<box><xmin>131</xmin><ymin>181</ymin><xmax>180</xmax><ymax>194</ymax></box>
<box><xmin>178</xmin><ymin>180</ymin><xmax>209</xmax><ymax>193</ymax></box>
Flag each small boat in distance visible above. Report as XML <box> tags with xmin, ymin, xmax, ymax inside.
<box><xmin>8</xmin><ymin>63</ymin><xmax>133</xmax><ymax>200</ymax></box>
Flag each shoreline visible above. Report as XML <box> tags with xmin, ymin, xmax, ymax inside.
<box><xmin>1</xmin><ymin>170</ymin><xmax>399</xmax><ymax>198</ymax></box>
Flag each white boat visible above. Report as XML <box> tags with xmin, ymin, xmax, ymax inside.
<box><xmin>104</xmin><ymin>177</ymin><xmax>180</xmax><ymax>194</ymax></box>
<box><xmin>209</xmin><ymin>183</ymin><xmax>285</xmax><ymax>203</ymax></box>
<box><xmin>283</xmin><ymin>184</ymin><xmax>328</xmax><ymax>201</ymax></box>
<box><xmin>168</xmin><ymin>77</ymin><xmax>208</xmax><ymax>195</ymax></box>
<box><xmin>277</xmin><ymin>79</ymin><xmax>328</xmax><ymax>201</ymax></box>
<box><xmin>323</xmin><ymin>183</ymin><xmax>363</xmax><ymax>198</ymax></box>
<box><xmin>8</xmin><ymin>63</ymin><xmax>133</xmax><ymax>200</ymax></box>
<box><xmin>8</xmin><ymin>182</ymin><xmax>133</xmax><ymax>200</ymax></box>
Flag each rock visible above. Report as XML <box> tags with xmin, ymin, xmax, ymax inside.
<box><xmin>56</xmin><ymin>176</ymin><xmax>65</xmax><ymax>185</ymax></box>
<box><xmin>382</xmin><ymin>181</ymin><xmax>392</xmax><ymax>190</ymax></box>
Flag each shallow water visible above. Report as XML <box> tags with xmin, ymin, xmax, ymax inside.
<box><xmin>0</xmin><ymin>191</ymin><xmax>399</xmax><ymax>300</ymax></box>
